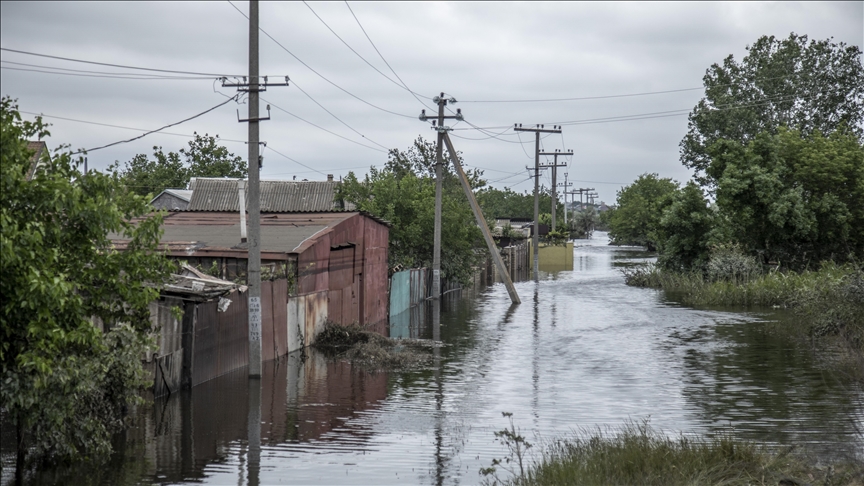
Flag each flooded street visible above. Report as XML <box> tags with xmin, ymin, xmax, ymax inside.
<box><xmin>8</xmin><ymin>233</ymin><xmax>864</xmax><ymax>485</ymax></box>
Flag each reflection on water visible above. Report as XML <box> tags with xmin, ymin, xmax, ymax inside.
<box><xmin>6</xmin><ymin>233</ymin><xmax>863</xmax><ymax>485</ymax></box>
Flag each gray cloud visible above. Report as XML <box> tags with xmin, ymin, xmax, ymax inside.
<box><xmin>2</xmin><ymin>1</ymin><xmax>861</xmax><ymax>203</ymax></box>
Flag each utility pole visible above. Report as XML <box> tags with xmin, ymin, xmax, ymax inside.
<box><xmin>559</xmin><ymin>172</ymin><xmax>573</xmax><ymax>227</ymax></box>
<box><xmin>513</xmin><ymin>124</ymin><xmax>562</xmax><ymax>280</ymax></box>
<box><xmin>538</xmin><ymin>149</ymin><xmax>571</xmax><ymax>231</ymax></box>
<box><xmin>419</xmin><ymin>94</ymin><xmax>462</xmax><ymax>300</ymax></box>
<box><xmin>223</xmin><ymin>0</ymin><xmax>288</xmax><ymax>377</ymax></box>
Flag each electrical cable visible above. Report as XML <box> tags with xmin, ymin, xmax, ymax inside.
<box><xmin>262</xmin><ymin>145</ymin><xmax>326</xmax><ymax>176</ymax></box>
<box><xmin>18</xmin><ymin>110</ymin><xmax>247</xmax><ymax>143</ymax></box>
<box><xmin>262</xmin><ymin>96</ymin><xmax>388</xmax><ymax>153</ymax></box>
<box><xmin>0</xmin><ymin>65</ymin><xmax>214</xmax><ymax>80</ymax></box>
<box><xmin>0</xmin><ymin>47</ymin><xmax>242</xmax><ymax>77</ymax></box>
<box><xmin>74</xmin><ymin>95</ymin><xmax>240</xmax><ymax>154</ymax></box>
<box><xmin>344</xmin><ymin>1</ymin><xmax>434</xmax><ymax>109</ymax></box>
<box><xmin>226</xmin><ymin>0</ymin><xmax>415</xmax><ymax>119</ymax></box>
<box><xmin>0</xmin><ymin>60</ymin><xmax>215</xmax><ymax>79</ymax></box>
<box><xmin>302</xmin><ymin>2</ymin><xmax>409</xmax><ymax>93</ymax></box>
<box><xmin>289</xmin><ymin>81</ymin><xmax>392</xmax><ymax>151</ymax></box>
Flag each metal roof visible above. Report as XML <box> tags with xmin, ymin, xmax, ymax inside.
<box><xmin>187</xmin><ymin>178</ymin><xmax>350</xmax><ymax>212</ymax></box>
<box><xmin>110</xmin><ymin>211</ymin><xmax>361</xmax><ymax>256</ymax></box>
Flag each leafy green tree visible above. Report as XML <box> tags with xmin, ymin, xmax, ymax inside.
<box><xmin>338</xmin><ymin>137</ymin><xmax>485</xmax><ymax>285</ymax></box>
<box><xmin>656</xmin><ymin>182</ymin><xmax>717</xmax><ymax>270</ymax></box>
<box><xmin>681</xmin><ymin>33</ymin><xmax>863</xmax><ymax>187</ymax></box>
<box><xmin>0</xmin><ymin>97</ymin><xmax>174</xmax><ymax>470</ymax></box>
<box><xmin>608</xmin><ymin>173</ymin><xmax>679</xmax><ymax>250</ymax></box>
<box><xmin>710</xmin><ymin>127</ymin><xmax>864</xmax><ymax>268</ymax></box>
<box><xmin>118</xmin><ymin>132</ymin><xmax>247</xmax><ymax>197</ymax></box>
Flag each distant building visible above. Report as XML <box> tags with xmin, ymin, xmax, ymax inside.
<box><xmin>150</xmin><ymin>189</ymin><xmax>193</xmax><ymax>211</ymax></box>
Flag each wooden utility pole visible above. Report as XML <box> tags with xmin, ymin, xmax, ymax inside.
<box><xmin>538</xmin><ymin>149</ymin><xmax>571</xmax><ymax>231</ymax></box>
<box><xmin>559</xmin><ymin>172</ymin><xmax>573</xmax><ymax>227</ymax></box>
<box><xmin>513</xmin><ymin>124</ymin><xmax>562</xmax><ymax>280</ymax></box>
<box><xmin>442</xmin><ymin>132</ymin><xmax>520</xmax><ymax>304</ymax></box>
<box><xmin>222</xmin><ymin>0</ymin><xmax>288</xmax><ymax>377</ymax></box>
<box><xmin>419</xmin><ymin>94</ymin><xmax>462</xmax><ymax>299</ymax></box>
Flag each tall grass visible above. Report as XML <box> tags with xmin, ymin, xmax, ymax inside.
<box><xmin>623</xmin><ymin>262</ymin><xmax>864</xmax><ymax>382</ymax></box>
<box><xmin>496</xmin><ymin>421</ymin><xmax>864</xmax><ymax>486</ymax></box>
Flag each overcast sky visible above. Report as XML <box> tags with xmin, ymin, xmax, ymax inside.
<box><xmin>2</xmin><ymin>1</ymin><xmax>861</xmax><ymax>204</ymax></box>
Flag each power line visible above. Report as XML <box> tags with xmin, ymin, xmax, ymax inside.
<box><xmin>74</xmin><ymin>95</ymin><xmax>239</xmax><ymax>154</ymax></box>
<box><xmin>226</xmin><ymin>0</ymin><xmax>415</xmax><ymax>119</ymax></box>
<box><xmin>0</xmin><ymin>47</ymin><xmax>242</xmax><ymax>77</ymax></box>
<box><xmin>18</xmin><ymin>110</ymin><xmax>246</xmax><ymax>143</ymax></box>
<box><xmin>0</xmin><ymin>65</ymin><xmax>213</xmax><ymax>80</ymax></box>
<box><xmin>262</xmin><ymin>96</ymin><xmax>388</xmax><ymax>153</ymax></box>
<box><xmin>343</xmin><ymin>1</ymin><xmax>433</xmax><ymax>109</ymax></box>
<box><xmin>302</xmin><ymin>1</ymin><xmax>403</xmax><ymax>91</ymax></box>
<box><xmin>0</xmin><ymin>60</ymin><xmax>214</xmax><ymax>79</ymax></box>
<box><xmin>289</xmin><ymin>81</ymin><xmax>392</xmax><ymax>151</ymax></box>
<box><xmin>263</xmin><ymin>145</ymin><xmax>326</xmax><ymax>176</ymax></box>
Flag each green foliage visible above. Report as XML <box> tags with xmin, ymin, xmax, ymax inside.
<box><xmin>655</xmin><ymin>182</ymin><xmax>717</xmax><ymax>270</ymax></box>
<box><xmin>337</xmin><ymin>137</ymin><xmax>486</xmax><ymax>285</ymax></box>
<box><xmin>480</xmin><ymin>412</ymin><xmax>533</xmax><ymax>485</ymax></box>
<box><xmin>477</xmin><ymin>186</ymin><xmax>559</xmax><ymax>221</ymax></box>
<box><xmin>681</xmin><ymin>33</ymin><xmax>864</xmax><ymax>187</ymax></box>
<box><xmin>118</xmin><ymin>132</ymin><xmax>247</xmax><ymax>197</ymax></box>
<box><xmin>1</xmin><ymin>97</ymin><xmax>173</xmax><ymax>465</ymax></box>
<box><xmin>711</xmin><ymin>127</ymin><xmax>864</xmax><ymax>269</ymax></box>
<box><xmin>607</xmin><ymin>173</ymin><xmax>679</xmax><ymax>250</ymax></box>
<box><xmin>570</xmin><ymin>206</ymin><xmax>598</xmax><ymax>239</ymax></box>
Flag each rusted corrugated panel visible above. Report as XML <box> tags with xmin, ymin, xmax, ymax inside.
<box><xmin>217</xmin><ymin>290</ymin><xmax>248</xmax><ymax>378</ymax></box>
<box><xmin>363</xmin><ymin>216</ymin><xmax>390</xmax><ymax>327</ymax></box>
<box><xmin>192</xmin><ymin>301</ymin><xmax>219</xmax><ymax>387</ymax></box>
<box><xmin>304</xmin><ymin>291</ymin><xmax>327</xmax><ymax>347</ymax></box>
<box><xmin>328</xmin><ymin>288</ymin><xmax>343</xmax><ymax>324</ymax></box>
<box><xmin>272</xmin><ymin>279</ymin><xmax>288</xmax><ymax>357</ymax></box>
<box><xmin>261</xmin><ymin>280</ymin><xmax>275</xmax><ymax>362</ymax></box>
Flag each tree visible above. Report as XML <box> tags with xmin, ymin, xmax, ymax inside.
<box><xmin>0</xmin><ymin>98</ymin><xmax>174</xmax><ymax>470</ymax></box>
<box><xmin>656</xmin><ymin>182</ymin><xmax>717</xmax><ymax>270</ymax></box>
<box><xmin>608</xmin><ymin>173</ymin><xmax>679</xmax><ymax>250</ymax></box>
<box><xmin>338</xmin><ymin>137</ymin><xmax>486</xmax><ymax>285</ymax></box>
<box><xmin>681</xmin><ymin>33</ymin><xmax>863</xmax><ymax>187</ymax></box>
<box><xmin>118</xmin><ymin>133</ymin><xmax>247</xmax><ymax>197</ymax></box>
<box><xmin>710</xmin><ymin>127</ymin><xmax>864</xmax><ymax>268</ymax></box>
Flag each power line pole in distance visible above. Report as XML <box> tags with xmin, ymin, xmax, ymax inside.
<box><xmin>513</xmin><ymin>124</ymin><xmax>562</xmax><ymax>280</ymax></box>
<box><xmin>538</xmin><ymin>149</ymin><xmax>571</xmax><ymax>231</ymax></box>
<box><xmin>559</xmin><ymin>172</ymin><xmax>573</xmax><ymax>228</ymax></box>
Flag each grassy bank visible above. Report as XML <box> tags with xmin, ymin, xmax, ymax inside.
<box><xmin>485</xmin><ymin>420</ymin><xmax>864</xmax><ymax>486</ymax></box>
<box><xmin>623</xmin><ymin>262</ymin><xmax>864</xmax><ymax>382</ymax></box>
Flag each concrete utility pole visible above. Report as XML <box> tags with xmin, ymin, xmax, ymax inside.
<box><xmin>442</xmin><ymin>132</ymin><xmax>520</xmax><ymax>304</ymax></box>
<box><xmin>222</xmin><ymin>0</ymin><xmax>288</xmax><ymax>377</ymax></box>
<box><xmin>513</xmin><ymin>124</ymin><xmax>562</xmax><ymax>280</ymax></box>
<box><xmin>559</xmin><ymin>172</ymin><xmax>573</xmax><ymax>227</ymax></box>
<box><xmin>419</xmin><ymin>94</ymin><xmax>462</xmax><ymax>299</ymax></box>
<box><xmin>538</xmin><ymin>149</ymin><xmax>571</xmax><ymax>231</ymax></box>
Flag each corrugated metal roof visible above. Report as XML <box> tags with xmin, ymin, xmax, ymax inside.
<box><xmin>111</xmin><ymin>211</ymin><xmax>358</xmax><ymax>254</ymax></box>
<box><xmin>187</xmin><ymin>178</ymin><xmax>350</xmax><ymax>212</ymax></box>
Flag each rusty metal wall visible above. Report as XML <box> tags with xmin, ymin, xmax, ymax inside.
<box><xmin>363</xmin><ymin>216</ymin><xmax>389</xmax><ymax>326</ymax></box>
<box><xmin>218</xmin><ymin>290</ymin><xmax>248</xmax><ymax>378</ymax></box>
<box><xmin>192</xmin><ymin>301</ymin><xmax>219</xmax><ymax>387</ymax></box>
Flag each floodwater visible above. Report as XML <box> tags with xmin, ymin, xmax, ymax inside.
<box><xmin>6</xmin><ymin>232</ymin><xmax>864</xmax><ymax>485</ymax></box>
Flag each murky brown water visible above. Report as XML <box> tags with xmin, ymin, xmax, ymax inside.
<box><xmin>5</xmin><ymin>233</ymin><xmax>863</xmax><ymax>485</ymax></box>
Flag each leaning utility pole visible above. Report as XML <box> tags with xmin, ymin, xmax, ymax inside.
<box><xmin>513</xmin><ymin>124</ymin><xmax>562</xmax><ymax>280</ymax></box>
<box><xmin>538</xmin><ymin>149</ymin><xmax>571</xmax><ymax>231</ymax></box>
<box><xmin>442</xmin><ymin>132</ymin><xmax>520</xmax><ymax>304</ymax></box>
<box><xmin>419</xmin><ymin>94</ymin><xmax>462</xmax><ymax>300</ymax></box>
<box><xmin>222</xmin><ymin>0</ymin><xmax>288</xmax><ymax>377</ymax></box>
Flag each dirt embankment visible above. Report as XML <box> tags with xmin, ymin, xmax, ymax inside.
<box><xmin>314</xmin><ymin>323</ymin><xmax>441</xmax><ymax>369</ymax></box>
